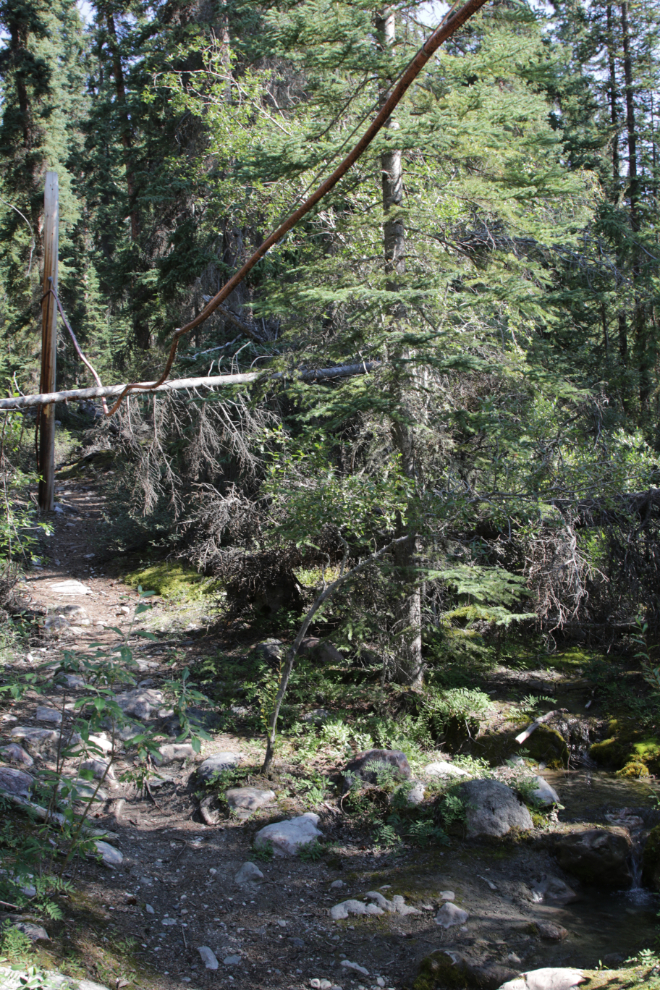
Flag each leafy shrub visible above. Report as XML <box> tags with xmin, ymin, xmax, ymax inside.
<box><xmin>421</xmin><ymin>687</ymin><xmax>492</xmax><ymax>742</ymax></box>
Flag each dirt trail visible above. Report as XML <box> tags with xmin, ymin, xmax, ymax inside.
<box><xmin>2</xmin><ymin>477</ymin><xmax>658</xmax><ymax>990</ymax></box>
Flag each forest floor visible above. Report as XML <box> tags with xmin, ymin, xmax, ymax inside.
<box><xmin>1</xmin><ymin>468</ymin><xmax>660</xmax><ymax>990</ymax></box>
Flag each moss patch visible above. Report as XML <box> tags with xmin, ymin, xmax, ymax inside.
<box><xmin>616</xmin><ymin>761</ymin><xmax>649</xmax><ymax>778</ymax></box>
<box><xmin>525</xmin><ymin>724</ymin><xmax>569</xmax><ymax>768</ymax></box>
<box><xmin>590</xmin><ymin>726</ymin><xmax>660</xmax><ymax>773</ymax></box>
<box><xmin>124</xmin><ymin>561</ymin><xmax>222</xmax><ymax>601</ymax></box>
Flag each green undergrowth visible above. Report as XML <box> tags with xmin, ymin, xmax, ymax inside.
<box><xmin>124</xmin><ymin>560</ymin><xmax>223</xmax><ymax>602</ymax></box>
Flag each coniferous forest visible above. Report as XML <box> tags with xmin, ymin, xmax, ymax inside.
<box><xmin>1</xmin><ymin>2</ymin><xmax>660</xmax><ymax>989</ymax></box>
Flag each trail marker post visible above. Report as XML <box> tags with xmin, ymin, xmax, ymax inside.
<box><xmin>38</xmin><ymin>171</ymin><xmax>59</xmax><ymax>511</ymax></box>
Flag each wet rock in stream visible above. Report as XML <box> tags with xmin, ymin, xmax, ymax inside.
<box><xmin>553</xmin><ymin>826</ymin><xmax>632</xmax><ymax>886</ymax></box>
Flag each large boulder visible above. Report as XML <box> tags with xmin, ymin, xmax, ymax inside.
<box><xmin>498</xmin><ymin>969</ymin><xmax>584</xmax><ymax>990</ymax></box>
<box><xmin>553</xmin><ymin>827</ymin><xmax>632</xmax><ymax>887</ymax></box>
<box><xmin>0</xmin><ymin>766</ymin><xmax>34</xmax><ymax>799</ymax></box>
<box><xmin>197</xmin><ymin>751</ymin><xmax>241</xmax><ymax>784</ymax></box>
<box><xmin>455</xmin><ymin>779</ymin><xmax>533</xmax><ymax>838</ymax></box>
<box><xmin>254</xmin><ymin>812</ymin><xmax>322</xmax><ymax>857</ymax></box>
<box><xmin>343</xmin><ymin>749</ymin><xmax>411</xmax><ymax>790</ymax></box>
<box><xmin>642</xmin><ymin>824</ymin><xmax>660</xmax><ymax>890</ymax></box>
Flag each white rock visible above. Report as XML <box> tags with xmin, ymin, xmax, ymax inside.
<box><xmin>424</xmin><ymin>761</ymin><xmax>470</xmax><ymax>779</ymax></box>
<box><xmin>405</xmin><ymin>781</ymin><xmax>426</xmax><ymax>805</ymax></box>
<box><xmin>93</xmin><ymin>840</ymin><xmax>123</xmax><ymax>867</ymax></box>
<box><xmin>530</xmin><ymin>776</ymin><xmax>560</xmax><ymax>807</ymax></box>
<box><xmin>340</xmin><ymin>960</ymin><xmax>369</xmax><ymax>977</ymax></box>
<box><xmin>235</xmin><ymin>861</ymin><xmax>264</xmax><ymax>884</ymax></box>
<box><xmin>498</xmin><ymin>970</ymin><xmax>584</xmax><ymax>990</ymax></box>
<box><xmin>364</xmin><ymin>891</ymin><xmax>420</xmax><ymax>916</ymax></box>
<box><xmin>226</xmin><ymin>786</ymin><xmax>276</xmax><ymax>812</ymax></box>
<box><xmin>439</xmin><ymin>890</ymin><xmax>455</xmax><ymax>900</ymax></box>
<box><xmin>197</xmin><ymin>751</ymin><xmax>242</xmax><ymax>782</ymax></box>
<box><xmin>153</xmin><ymin>743</ymin><xmax>195</xmax><ymax>765</ymax></box>
<box><xmin>391</xmin><ymin>894</ymin><xmax>420</xmax><ymax>916</ymax></box>
<box><xmin>197</xmin><ymin>946</ymin><xmax>219</xmax><ymax>970</ymax></box>
<box><xmin>254</xmin><ymin>812</ymin><xmax>322</xmax><ymax>857</ymax></box>
<box><xmin>50</xmin><ymin>580</ymin><xmax>92</xmax><ymax>595</ymax></box>
<box><xmin>0</xmin><ymin>744</ymin><xmax>34</xmax><ymax>768</ymax></box>
<box><xmin>436</xmin><ymin>902</ymin><xmax>469</xmax><ymax>928</ymax></box>
<box><xmin>329</xmin><ymin>899</ymin><xmax>383</xmax><ymax>920</ymax></box>
<box><xmin>36</xmin><ymin>706</ymin><xmax>63</xmax><ymax>724</ymax></box>
<box><xmin>162</xmin><ymin>917</ymin><xmax>177</xmax><ymax>926</ymax></box>
<box><xmin>145</xmin><ymin>904</ymin><xmax>155</xmax><ymax>914</ymax></box>
<box><xmin>78</xmin><ymin>981</ymin><xmax>112</xmax><ymax>990</ymax></box>
<box><xmin>330</xmin><ymin>879</ymin><xmax>345</xmax><ymax>889</ymax></box>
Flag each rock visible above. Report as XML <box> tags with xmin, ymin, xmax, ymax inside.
<box><xmin>364</xmin><ymin>891</ymin><xmax>420</xmax><ymax>916</ymax></box>
<box><xmin>439</xmin><ymin>890</ymin><xmax>455</xmax><ymax>900</ymax></box>
<box><xmin>537</xmin><ymin>922</ymin><xmax>568</xmax><ymax>941</ymax></box>
<box><xmin>554</xmin><ymin>826</ymin><xmax>632</xmax><ymax>886</ymax></box>
<box><xmin>145</xmin><ymin>904</ymin><xmax>155</xmax><ymax>914</ymax></box>
<box><xmin>10</xmin><ymin>726</ymin><xmax>79</xmax><ymax>758</ymax></box>
<box><xmin>36</xmin><ymin>706</ymin><xmax>63</xmax><ymax>724</ymax></box>
<box><xmin>0</xmin><ymin>766</ymin><xmax>33</xmax><ymax>798</ymax></box>
<box><xmin>78</xmin><ymin>981</ymin><xmax>112</xmax><ymax>990</ymax></box>
<box><xmin>235</xmin><ymin>861</ymin><xmax>264</xmax><ymax>884</ymax></box>
<box><xmin>255</xmin><ymin>639</ymin><xmax>283</xmax><ymax>664</ymax></box>
<box><xmin>330</xmin><ymin>879</ymin><xmax>345</xmax><ymax>889</ymax></box>
<box><xmin>226</xmin><ymin>786</ymin><xmax>276</xmax><ymax>814</ymax></box>
<box><xmin>435</xmin><ymin>902</ymin><xmax>469</xmax><ymax>928</ymax></box>
<box><xmin>254</xmin><ymin>812</ymin><xmax>322</xmax><ymax>857</ymax></box>
<box><xmin>57</xmin><ymin>603</ymin><xmax>89</xmax><ymax>619</ymax></box>
<box><xmin>300</xmin><ymin>638</ymin><xmax>344</xmax><ymax>664</ymax></box>
<box><xmin>198</xmin><ymin>946</ymin><xmax>219</xmax><ymax>970</ymax></box>
<box><xmin>153</xmin><ymin>743</ymin><xmax>195</xmax><ymax>765</ymax></box>
<box><xmin>529</xmin><ymin>877</ymin><xmax>577</xmax><ymax>905</ymax></box>
<box><xmin>80</xmin><ymin>758</ymin><xmax>115</xmax><ymax>780</ymax></box>
<box><xmin>403</xmin><ymin>781</ymin><xmax>425</xmax><ymax>805</ymax></box>
<box><xmin>340</xmin><ymin>960</ymin><xmax>369</xmax><ymax>977</ymax></box>
<box><xmin>418</xmin><ymin>950</ymin><xmax>519</xmax><ymax>990</ymax></box>
<box><xmin>114</xmin><ymin>688</ymin><xmax>164</xmax><ymax>721</ymax></box>
<box><xmin>643</xmin><ymin>824</ymin><xmax>660</xmax><ymax>890</ymax></box>
<box><xmin>330</xmin><ymin>899</ymin><xmax>383</xmax><ymax>921</ymax></box>
<box><xmin>302</xmin><ymin>708</ymin><xmax>332</xmax><ymax>725</ymax></box>
<box><xmin>0</xmin><ymin>744</ymin><xmax>34</xmax><ymax>768</ymax></box>
<box><xmin>197</xmin><ymin>751</ymin><xmax>242</xmax><ymax>783</ymax></box>
<box><xmin>162</xmin><ymin>917</ymin><xmax>177</xmax><ymax>926</ymax></box>
<box><xmin>498</xmin><ymin>968</ymin><xmax>584</xmax><ymax>990</ymax></box>
<box><xmin>423</xmin><ymin>760</ymin><xmax>470</xmax><ymax>779</ymax></box>
<box><xmin>525</xmin><ymin>725</ymin><xmax>569</xmax><ymax>769</ymax></box>
<box><xmin>455</xmin><ymin>779</ymin><xmax>533</xmax><ymax>838</ymax></box>
<box><xmin>223</xmin><ymin>954</ymin><xmax>242</xmax><ymax>966</ymax></box>
<box><xmin>13</xmin><ymin>922</ymin><xmax>49</xmax><ymax>942</ymax></box>
<box><xmin>529</xmin><ymin>776</ymin><xmax>559</xmax><ymax>807</ymax></box>
<box><xmin>54</xmin><ymin>673</ymin><xmax>86</xmax><ymax>691</ymax></box>
<box><xmin>343</xmin><ymin>749</ymin><xmax>411</xmax><ymax>789</ymax></box>
<box><xmin>92</xmin><ymin>840</ymin><xmax>123</xmax><ymax>867</ymax></box>
<box><xmin>49</xmin><ymin>580</ymin><xmax>92</xmax><ymax>595</ymax></box>
<box><xmin>45</xmin><ymin>615</ymin><xmax>69</xmax><ymax>633</ymax></box>
<box><xmin>72</xmin><ymin>779</ymin><xmax>108</xmax><ymax>802</ymax></box>
<box><xmin>309</xmin><ymin>981</ymin><xmax>333</xmax><ymax>990</ymax></box>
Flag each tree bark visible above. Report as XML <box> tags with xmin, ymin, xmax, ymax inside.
<box><xmin>377</xmin><ymin>7</ymin><xmax>423</xmax><ymax>690</ymax></box>
<box><xmin>104</xmin><ymin>7</ymin><xmax>139</xmax><ymax>242</ymax></box>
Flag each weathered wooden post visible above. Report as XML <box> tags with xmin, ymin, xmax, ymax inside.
<box><xmin>38</xmin><ymin>171</ymin><xmax>59</xmax><ymax>512</ymax></box>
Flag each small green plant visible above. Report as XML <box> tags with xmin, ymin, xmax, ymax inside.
<box><xmin>374</xmin><ymin>823</ymin><xmax>400</xmax><ymax>848</ymax></box>
<box><xmin>251</xmin><ymin>840</ymin><xmax>274</xmax><ymax>861</ymax></box>
<box><xmin>407</xmin><ymin>817</ymin><xmax>449</xmax><ymax>848</ymax></box>
<box><xmin>298</xmin><ymin>840</ymin><xmax>325</xmax><ymax>861</ymax></box>
<box><xmin>0</xmin><ymin>921</ymin><xmax>33</xmax><ymax>962</ymax></box>
<box><xmin>440</xmin><ymin>792</ymin><xmax>467</xmax><ymax>829</ymax></box>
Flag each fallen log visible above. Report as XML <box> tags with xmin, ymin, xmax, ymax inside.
<box><xmin>0</xmin><ymin>361</ymin><xmax>379</xmax><ymax>411</ymax></box>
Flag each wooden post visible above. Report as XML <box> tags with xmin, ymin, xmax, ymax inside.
<box><xmin>38</xmin><ymin>172</ymin><xmax>59</xmax><ymax>512</ymax></box>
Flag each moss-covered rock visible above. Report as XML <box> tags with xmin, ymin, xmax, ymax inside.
<box><xmin>615</xmin><ymin>761</ymin><xmax>649</xmax><ymax>778</ymax></box>
<box><xmin>589</xmin><ymin>724</ymin><xmax>660</xmax><ymax>773</ymax></box>
<box><xmin>124</xmin><ymin>561</ymin><xmax>221</xmax><ymax>601</ymax></box>
<box><xmin>642</xmin><ymin>824</ymin><xmax>660</xmax><ymax>891</ymax></box>
<box><xmin>524</xmin><ymin>725</ymin><xmax>569</xmax><ymax>769</ymax></box>
<box><xmin>414</xmin><ymin>950</ymin><xmax>517</xmax><ymax>990</ymax></box>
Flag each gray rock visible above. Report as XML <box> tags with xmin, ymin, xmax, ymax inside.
<box><xmin>439</xmin><ymin>890</ymin><xmax>455</xmax><ymax>900</ymax></box>
<box><xmin>78</xmin><ymin>981</ymin><xmax>112</xmax><ymax>990</ymax></box>
<box><xmin>45</xmin><ymin>615</ymin><xmax>69</xmax><ymax>633</ymax></box>
<box><xmin>423</xmin><ymin>760</ymin><xmax>470</xmax><ymax>779</ymax></box>
<box><xmin>36</xmin><ymin>706</ymin><xmax>63</xmax><ymax>724</ymax></box>
<box><xmin>197</xmin><ymin>751</ymin><xmax>242</xmax><ymax>783</ymax></box>
<box><xmin>226</xmin><ymin>786</ymin><xmax>276</xmax><ymax>814</ymax></box>
<box><xmin>455</xmin><ymin>779</ymin><xmax>533</xmax><ymax>838</ymax></box>
<box><xmin>530</xmin><ymin>776</ymin><xmax>559</xmax><ymax>807</ymax></box>
<box><xmin>300</xmin><ymin>638</ymin><xmax>344</xmax><ymax>665</ymax></box>
<box><xmin>54</xmin><ymin>673</ymin><xmax>86</xmax><ymax>691</ymax></box>
<box><xmin>223</xmin><ymin>954</ymin><xmax>242</xmax><ymax>966</ymax></box>
<box><xmin>145</xmin><ymin>904</ymin><xmax>155</xmax><ymax>914</ymax></box>
<box><xmin>498</xmin><ymin>968</ymin><xmax>585</xmax><ymax>990</ymax></box>
<box><xmin>343</xmin><ymin>749</ymin><xmax>411</xmax><ymax>789</ymax></box>
<box><xmin>529</xmin><ymin>877</ymin><xmax>577</xmax><ymax>905</ymax></box>
<box><xmin>436</xmin><ymin>902</ymin><xmax>469</xmax><ymax>928</ymax></box>
<box><xmin>49</xmin><ymin>580</ymin><xmax>91</xmax><ymax>595</ymax></box>
<box><xmin>340</xmin><ymin>960</ymin><xmax>369</xmax><ymax>977</ymax></box>
<box><xmin>235</xmin><ymin>861</ymin><xmax>264</xmax><ymax>884</ymax></box>
<box><xmin>80</xmin><ymin>758</ymin><xmax>115</xmax><ymax>780</ymax></box>
<box><xmin>255</xmin><ymin>639</ymin><xmax>283</xmax><ymax>664</ymax></box>
<box><xmin>13</xmin><ymin>922</ymin><xmax>50</xmax><ymax>942</ymax></box>
<box><xmin>57</xmin><ymin>604</ymin><xmax>89</xmax><ymax>619</ymax></box>
<box><xmin>364</xmin><ymin>891</ymin><xmax>420</xmax><ymax>916</ymax></box>
<box><xmin>10</xmin><ymin>726</ymin><xmax>59</xmax><ymax>757</ymax></box>
<box><xmin>153</xmin><ymin>743</ymin><xmax>195</xmax><ymax>765</ymax></box>
<box><xmin>72</xmin><ymin>779</ymin><xmax>108</xmax><ymax>802</ymax></box>
<box><xmin>0</xmin><ymin>766</ymin><xmax>33</xmax><ymax>798</ymax></box>
<box><xmin>197</xmin><ymin>946</ymin><xmax>219</xmax><ymax>970</ymax></box>
<box><xmin>330</xmin><ymin>899</ymin><xmax>384</xmax><ymax>920</ymax></box>
<box><xmin>554</xmin><ymin>827</ymin><xmax>632</xmax><ymax>887</ymax></box>
<box><xmin>254</xmin><ymin>812</ymin><xmax>323</xmax><ymax>857</ymax></box>
<box><xmin>114</xmin><ymin>688</ymin><xmax>164</xmax><ymax>721</ymax></box>
<box><xmin>329</xmin><ymin>879</ymin><xmax>345</xmax><ymax>889</ymax></box>
<box><xmin>403</xmin><ymin>781</ymin><xmax>425</xmax><ymax>805</ymax></box>
<box><xmin>92</xmin><ymin>840</ymin><xmax>123</xmax><ymax>867</ymax></box>
<box><xmin>302</xmin><ymin>708</ymin><xmax>332</xmax><ymax>725</ymax></box>
<box><xmin>0</xmin><ymin>743</ymin><xmax>34</xmax><ymax>768</ymax></box>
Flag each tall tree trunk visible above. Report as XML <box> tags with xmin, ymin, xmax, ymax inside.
<box><xmin>606</xmin><ymin>5</ymin><xmax>620</xmax><ymax>192</ymax></box>
<box><xmin>105</xmin><ymin>8</ymin><xmax>139</xmax><ymax>243</ymax></box>
<box><xmin>620</xmin><ymin>1</ymin><xmax>650</xmax><ymax>409</ymax></box>
<box><xmin>377</xmin><ymin>6</ymin><xmax>423</xmax><ymax>690</ymax></box>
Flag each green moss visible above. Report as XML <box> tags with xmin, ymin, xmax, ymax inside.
<box><xmin>590</xmin><ymin>727</ymin><xmax>660</xmax><ymax>772</ymax></box>
<box><xmin>525</xmin><ymin>724</ymin><xmax>569</xmax><ymax>768</ymax></box>
<box><xmin>642</xmin><ymin>824</ymin><xmax>660</xmax><ymax>891</ymax></box>
<box><xmin>124</xmin><ymin>561</ymin><xmax>222</xmax><ymax>601</ymax></box>
<box><xmin>615</xmin><ymin>761</ymin><xmax>649</xmax><ymax>778</ymax></box>
<box><xmin>414</xmin><ymin>951</ymin><xmax>470</xmax><ymax>990</ymax></box>
<box><xmin>590</xmin><ymin>736</ymin><xmax>632</xmax><ymax>769</ymax></box>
